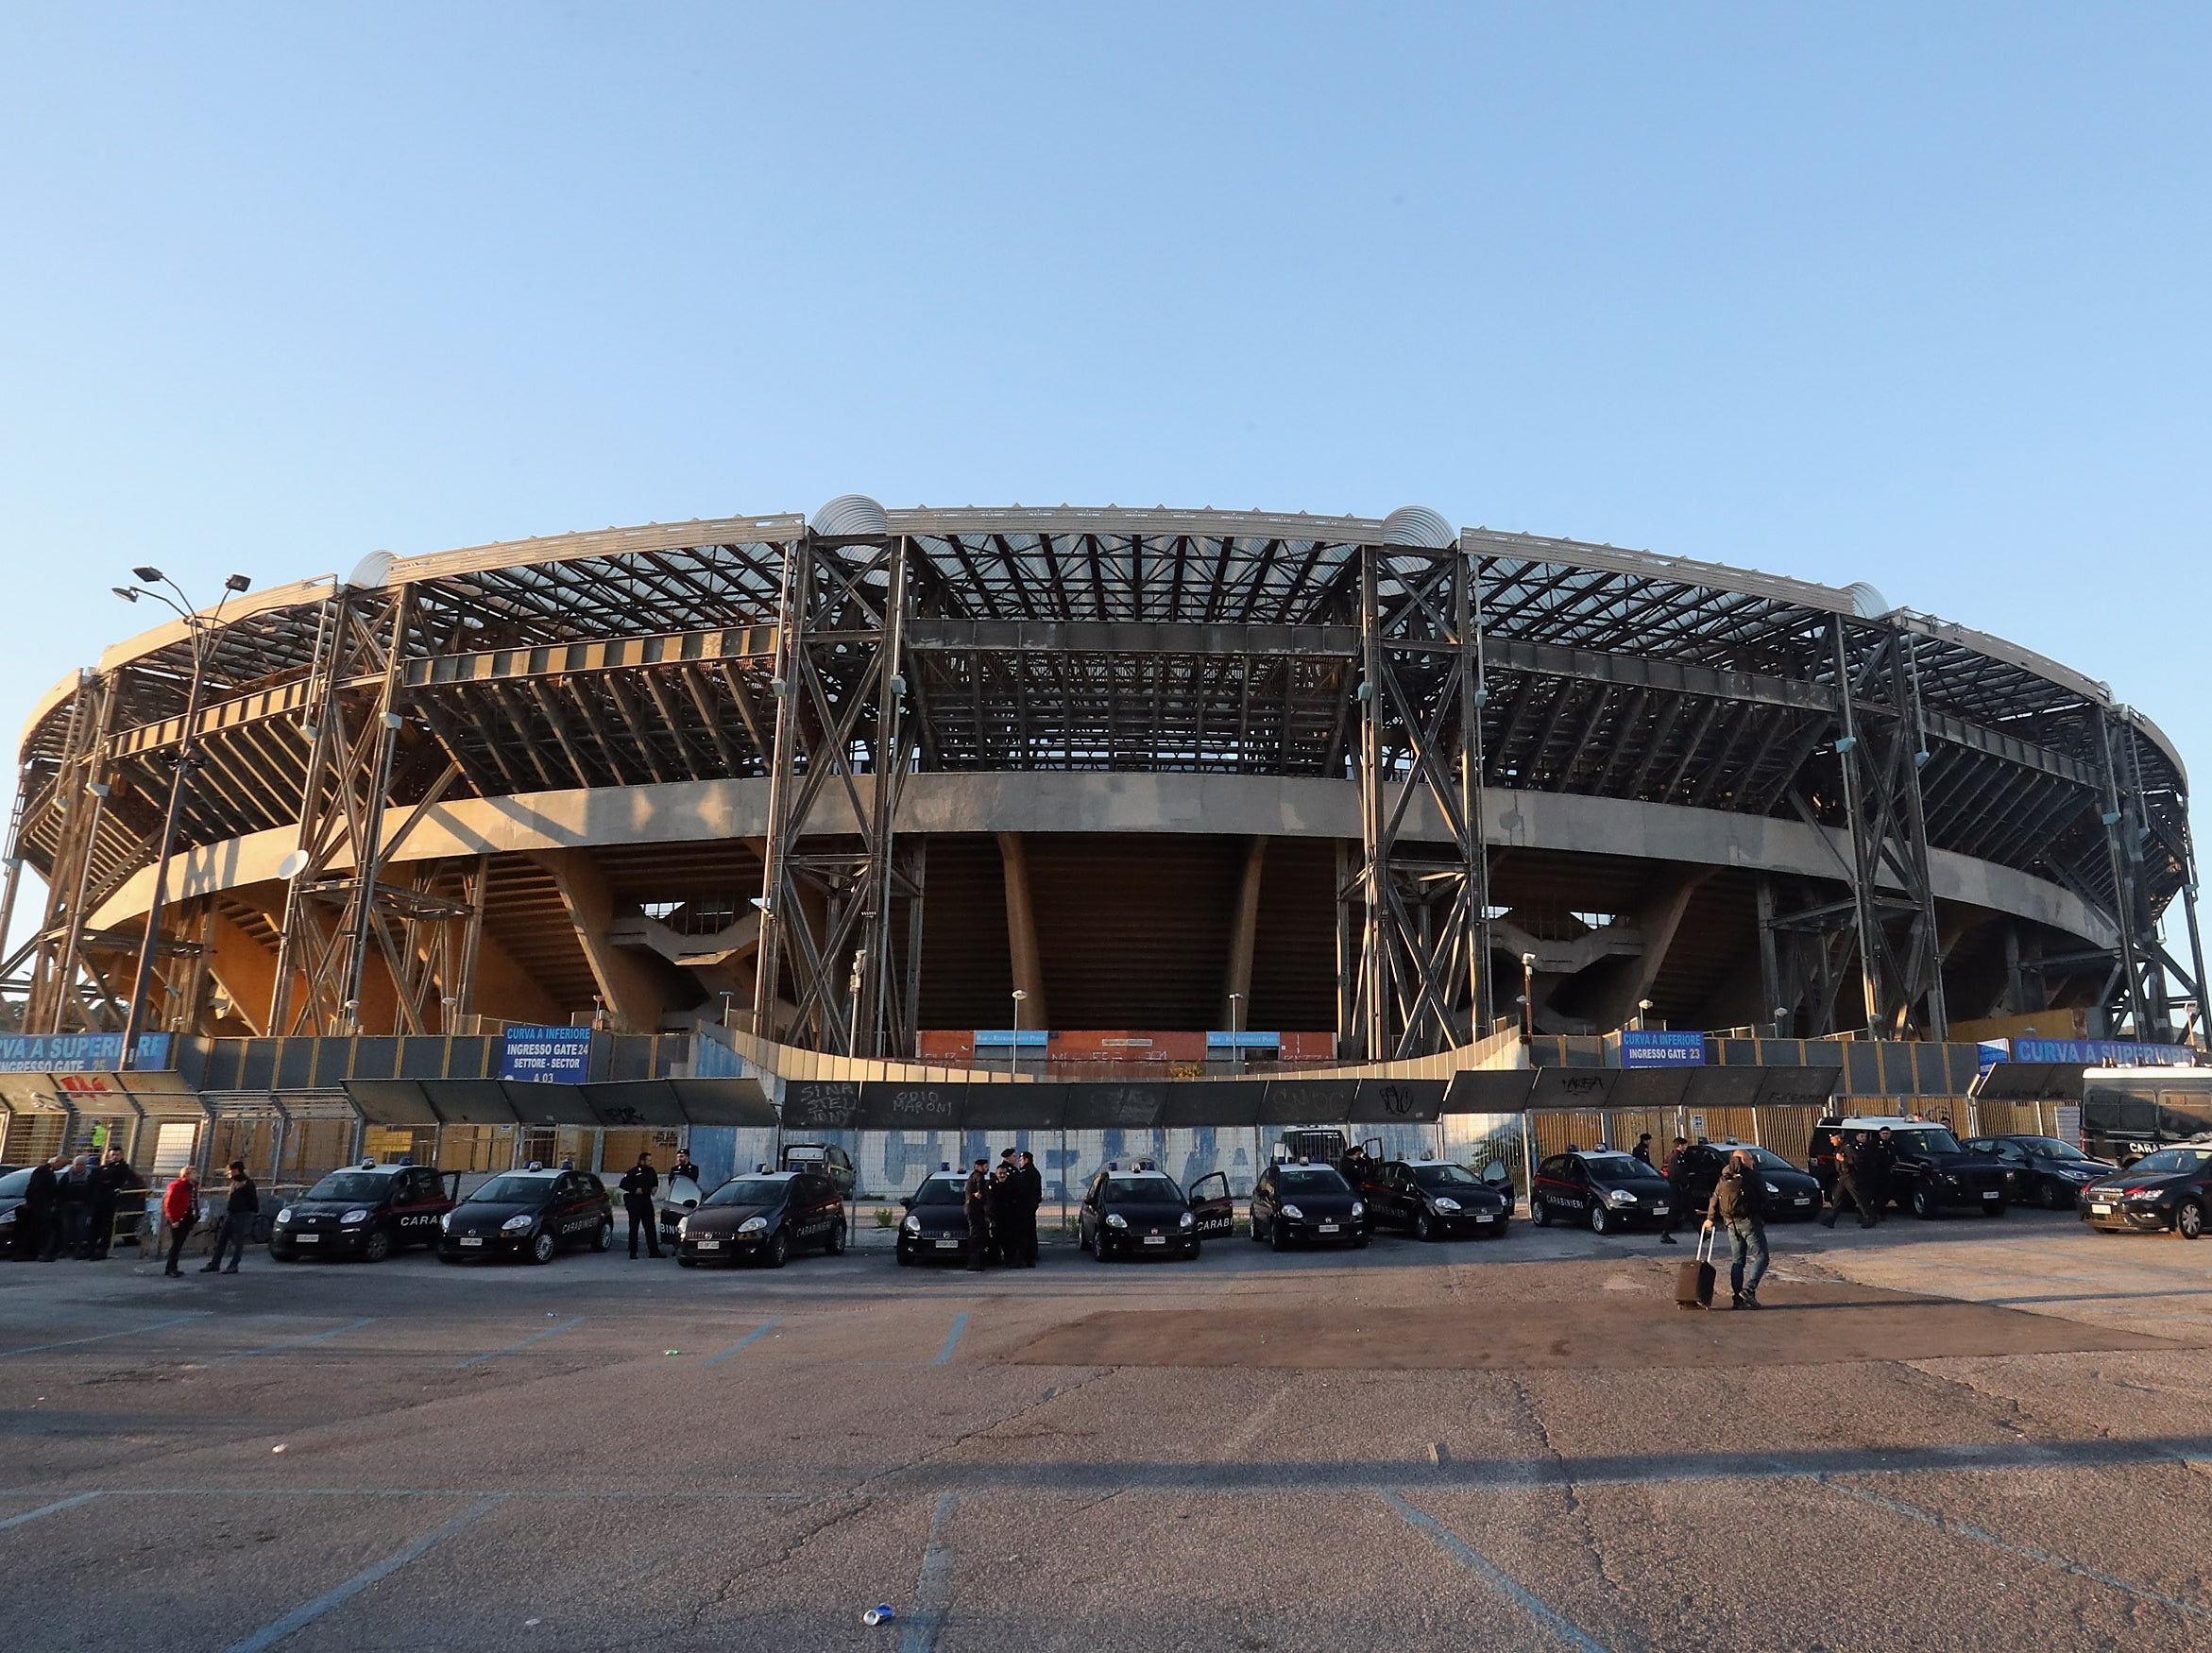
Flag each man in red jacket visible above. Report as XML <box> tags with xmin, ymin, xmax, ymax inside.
<box><xmin>161</xmin><ymin>1167</ymin><xmax>201</xmax><ymax>1278</ymax></box>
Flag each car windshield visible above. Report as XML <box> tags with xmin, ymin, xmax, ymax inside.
<box><xmin>304</xmin><ymin>1171</ymin><xmax>395</xmax><ymax>1202</ymax></box>
<box><xmin>2017</xmin><ymin>1137</ymin><xmax>2090</xmax><ymax>1160</ymax></box>
<box><xmin>1885</xmin><ymin>1128</ymin><xmax>1963</xmax><ymax>1155</ymax></box>
<box><xmin>2129</xmin><ymin>1148</ymin><xmax>2212</xmax><ymax>1174</ymax></box>
<box><xmin>1711</xmin><ymin>1146</ymin><xmax>1792</xmax><ymax>1170</ymax></box>
<box><xmin>1579</xmin><ymin>1153</ymin><xmax>1646</xmax><ymax>1176</ymax></box>
<box><xmin>1275</xmin><ymin>1167</ymin><xmax>1350</xmax><ymax>1193</ymax></box>
<box><xmin>910</xmin><ymin>1177</ymin><xmax>965</xmax><ymax>1206</ymax></box>
<box><xmin>0</xmin><ymin>1167</ymin><xmax>32</xmax><ymax>1198</ymax></box>
<box><xmin>706</xmin><ymin>1178</ymin><xmax>787</xmax><ymax>1206</ymax></box>
<box><xmin>468</xmin><ymin>1175</ymin><xmax>553</xmax><ymax>1203</ymax></box>
<box><xmin>1410</xmin><ymin>1163</ymin><xmax>1482</xmax><ymax>1189</ymax></box>
<box><xmin>1103</xmin><ymin>1176</ymin><xmax>1183</xmax><ymax>1202</ymax></box>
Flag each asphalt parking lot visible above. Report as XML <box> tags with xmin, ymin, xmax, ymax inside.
<box><xmin>4</xmin><ymin>1210</ymin><xmax>2210</xmax><ymax>1651</ymax></box>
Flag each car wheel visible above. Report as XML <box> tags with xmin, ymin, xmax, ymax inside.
<box><xmin>2040</xmin><ymin>1179</ymin><xmax>2068</xmax><ymax>1211</ymax></box>
<box><xmin>1912</xmin><ymin>1184</ymin><xmax>1935</xmax><ymax>1219</ymax></box>
<box><xmin>1591</xmin><ymin>1205</ymin><xmax>1613</xmax><ymax>1235</ymax></box>
<box><xmin>1094</xmin><ymin>1231</ymin><xmax>1113</xmax><ymax>1262</ymax></box>
<box><xmin>765</xmin><ymin>1228</ymin><xmax>791</xmax><ymax>1269</ymax></box>
<box><xmin>1533</xmin><ymin>1198</ymin><xmax>1552</xmax><ymax>1228</ymax></box>
<box><xmin>2178</xmin><ymin>1201</ymin><xmax>2205</xmax><ymax>1241</ymax></box>
<box><xmin>529</xmin><ymin>1230</ymin><xmax>556</xmax><ymax>1265</ymax></box>
<box><xmin>591</xmin><ymin>1218</ymin><xmax>612</xmax><ymax>1253</ymax></box>
<box><xmin>1249</xmin><ymin>1214</ymin><xmax>1265</xmax><ymax>1245</ymax></box>
<box><xmin>362</xmin><ymin>1230</ymin><xmax>391</xmax><ymax>1265</ymax></box>
<box><xmin>1268</xmin><ymin>1220</ymin><xmax>1287</xmax><ymax>1253</ymax></box>
<box><xmin>1415</xmin><ymin>1212</ymin><xmax>1435</xmax><ymax>1242</ymax></box>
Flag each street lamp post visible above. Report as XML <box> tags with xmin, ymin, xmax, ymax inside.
<box><xmin>1636</xmin><ymin>997</ymin><xmax>1654</xmax><ymax>1031</ymax></box>
<box><xmin>846</xmin><ymin>947</ymin><xmax>866</xmax><ymax>1056</ymax></box>
<box><xmin>114</xmin><ymin>568</ymin><xmax>249</xmax><ymax>1066</ymax></box>
<box><xmin>1520</xmin><ymin>952</ymin><xmax>1537</xmax><ymax>1038</ymax></box>
<box><xmin>1010</xmin><ymin>988</ymin><xmax>1028</xmax><ymax>1078</ymax></box>
<box><xmin>1228</xmin><ymin>991</ymin><xmax>1244</xmax><ymax>1074</ymax></box>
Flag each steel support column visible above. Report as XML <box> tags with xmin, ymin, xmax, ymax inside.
<box><xmin>23</xmin><ymin>671</ymin><xmax>122</xmax><ymax>1032</ymax></box>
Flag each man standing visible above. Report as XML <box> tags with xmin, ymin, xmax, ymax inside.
<box><xmin>161</xmin><ymin>1166</ymin><xmax>200</xmax><ymax>1277</ymax></box>
<box><xmin>618</xmin><ymin>1152</ymin><xmax>663</xmax><ymax>1258</ymax></box>
<box><xmin>1014</xmin><ymin>1150</ymin><xmax>1044</xmax><ymax>1267</ymax></box>
<box><xmin>1818</xmin><ymin>1132</ymin><xmax>1875</xmax><ymax>1230</ymax></box>
<box><xmin>47</xmin><ymin>1155</ymin><xmax>94</xmax><ymax>1260</ymax></box>
<box><xmin>88</xmin><ymin>1147</ymin><xmax>136</xmax><ymax>1259</ymax></box>
<box><xmin>962</xmin><ymin>1156</ymin><xmax>992</xmax><ymax>1271</ymax></box>
<box><xmin>202</xmin><ymin>1161</ymin><xmax>259</xmax><ymax>1273</ymax></box>
<box><xmin>1632</xmin><ymin>1133</ymin><xmax>1655</xmax><ymax>1167</ymax></box>
<box><xmin>669</xmin><ymin>1148</ymin><xmax>704</xmax><ymax>1189</ymax></box>
<box><xmin>22</xmin><ymin>1155</ymin><xmax>60</xmax><ymax>1262</ymax></box>
<box><xmin>1657</xmin><ymin>1136</ymin><xmax>1691</xmax><ymax>1246</ymax></box>
<box><xmin>1862</xmin><ymin>1129</ymin><xmax>1897</xmax><ymax>1223</ymax></box>
<box><xmin>1703</xmin><ymin>1148</ymin><xmax>1769</xmax><ymax>1309</ymax></box>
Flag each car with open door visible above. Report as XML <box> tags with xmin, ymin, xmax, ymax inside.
<box><xmin>1364</xmin><ymin>1157</ymin><xmax>1513</xmax><ymax>1240</ymax></box>
<box><xmin>1080</xmin><ymin>1164</ymin><xmax>1225</xmax><ymax>1260</ymax></box>
<box><xmin>436</xmin><ymin>1167</ymin><xmax>613</xmax><ymax>1264</ymax></box>
<box><xmin>655</xmin><ymin>1171</ymin><xmax>708</xmax><ymax>1246</ymax></box>
<box><xmin>270</xmin><ymin>1162</ymin><xmax>461</xmax><ymax>1262</ymax></box>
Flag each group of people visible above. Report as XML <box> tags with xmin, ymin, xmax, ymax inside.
<box><xmin>963</xmin><ymin>1149</ymin><xmax>1043</xmax><ymax>1270</ymax></box>
<box><xmin>1816</xmin><ymin>1127</ymin><xmax>1894</xmax><ymax>1230</ymax></box>
<box><xmin>151</xmin><ymin>1161</ymin><xmax>261</xmax><ymax>1276</ymax></box>
<box><xmin>614</xmin><ymin>1149</ymin><xmax>706</xmax><ymax>1258</ymax></box>
<box><xmin>9</xmin><ymin>1148</ymin><xmax>139</xmax><ymax>1261</ymax></box>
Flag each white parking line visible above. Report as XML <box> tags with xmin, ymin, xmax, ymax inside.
<box><xmin>1377</xmin><ymin>1489</ymin><xmax>1609</xmax><ymax>1652</ymax></box>
<box><xmin>220</xmin><ymin>1495</ymin><xmax>503</xmax><ymax>1653</ymax></box>
<box><xmin>0</xmin><ymin>1492</ymin><xmax>101</xmax><ymax>1532</ymax></box>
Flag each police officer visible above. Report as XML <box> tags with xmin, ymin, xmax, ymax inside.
<box><xmin>1657</xmin><ymin>1135</ymin><xmax>1691</xmax><ymax>1245</ymax></box>
<box><xmin>1861</xmin><ymin>1129</ymin><xmax>1896</xmax><ymax>1223</ymax></box>
<box><xmin>962</xmin><ymin>1157</ymin><xmax>992</xmax><ymax>1271</ymax></box>
<box><xmin>88</xmin><ymin>1147</ymin><xmax>136</xmax><ymax>1260</ymax></box>
<box><xmin>22</xmin><ymin>1155</ymin><xmax>60</xmax><ymax>1262</ymax></box>
<box><xmin>669</xmin><ymin>1148</ymin><xmax>704</xmax><ymax>1188</ymax></box>
<box><xmin>618</xmin><ymin>1152</ymin><xmax>663</xmax><ymax>1258</ymax></box>
<box><xmin>1818</xmin><ymin>1132</ymin><xmax>1874</xmax><ymax>1229</ymax></box>
<box><xmin>1703</xmin><ymin>1148</ymin><xmax>1769</xmax><ymax>1309</ymax></box>
<box><xmin>1014</xmin><ymin>1150</ymin><xmax>1044</xmax><ymax>1267</ymax></box>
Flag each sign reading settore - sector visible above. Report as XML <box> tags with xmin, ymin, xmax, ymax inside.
<box><xmin>500</xmin><ymin>1026</ymin><xmax>593</xmax><ymax>1082</ymax></box>
<box><xmin>1620</xmin><ymin>1030</ymin><xmax>1707</xmax><ymax>1067</ymax></box>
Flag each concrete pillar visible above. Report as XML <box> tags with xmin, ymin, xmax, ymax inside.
<box><xmin>995</xmin><ymin>832</ymin><xmax>1049</xmax><ymax>1030</ymax></box>
<box><xmin>1220</xmin><ymin>836</ymin><xmax>1268</xmax><ymax>1031</ymax></box>
<box><xmin>1586</xmin><ymin>867</ymin><xmax>1711</xmax><ymax>1031</ymax></box>
<box><xmin>529</xmin><ymin>847</ymin><xmax>690</xmax><ymax>1034</ymax></box>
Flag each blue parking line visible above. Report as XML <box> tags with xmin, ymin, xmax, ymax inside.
<box><xmin>0</xmin><ymin>1492</ymin><xmax>101</xmax><ymax>1531</ymax></box>
<box><xmin>213</xmin><ymin>1319</ymin><xmax>376</xmax><ymax>1367</ymax></box>
<box><xmin>0</xmin><ymin>1314</ymin><xmax>203</xmax><ymax>1358</ymax></box>
<box><xmin>898</xmin><ymin>1492</ymin><xmax>957</xmax><ymax>1653</ymax></box>
<box><xmin>456</xmin><ymin>1316</ymin><xmax>585</xmax><ymax>1369</ymax></box>
<box><xmin>220</xmin><ymin>1495</ymin><xmax>502</xmax><ymax>1653</ymax></box>
<box><xmin>934</xmin><ymin>1312</ymin><xmax>969</xmax><ymax>1365</ymax></box>
<box><xmin>703</xmin><ymin>1317</ymin><xmax>782</xmax><ymax>1368</ymax></box>
<box><xmin>1377</xmin><ymin>1489</ymin><xmax>1608</xmax><ymax>1653</ymax></box>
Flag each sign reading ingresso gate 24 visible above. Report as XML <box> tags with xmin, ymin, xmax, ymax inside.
<box><xmin>1620</xmin><ymin>1030</ymin><xmax>1708</xmax><ymax>1067</ymax></box>
<box><xmin>500</xmin><ymin>1026</ymin><xmax>593</xmax><ymax>1082</ymax></box>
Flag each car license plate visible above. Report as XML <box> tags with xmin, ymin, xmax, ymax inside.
<box><xmin>1475</xmin><ymin>1214</ymin><xmax>1494</xmax><ymax>1223</ymax></box>
<box><xmin>1794</xmin><ymin>1197</ymin><xmax>1811</xmax><ymax>1205</ymax></box>
<box><xmin>1982</xmin><ymin>1190</ymin><xmax>1999</xmax><ymax>1200</ymax></box>
<box><xmin>1143</xmin><ymin>1235</ymin><xmax>1167</xmax><ymax>1246</ymax></box>
<box><xmin>459</xmin><ymin>1236</ymin><xmax>483</xmax><ymax>1247</ymax></box>
<box><xmin>1318</xmin><ymin>1222</ymin><xmax>1339</xmax><ymax>1233</ymax></box>
<box><xmin>934</xmin><ymin>1238</ymin><xmax>960</xmax><ymax>1250</ymax></box>
<box><xmin>695</xmin><ymin>1240</ymin><xmax>721</xmax><ymax>1251</ymax></box>
<box><xmin>2091</xmin><ymin>1202</ymin><xmax>2111</xmax><ymax>1214</ymax></box>
<box><xmin>1653</xmin><ymin>1204</ymin><xmax>1670</xmax><ymax>1215</ymax></box>
<box><xmin>296</xmin><ymin>1234</ymin><xmax>319</xmax><ymax>1244</ymax></box>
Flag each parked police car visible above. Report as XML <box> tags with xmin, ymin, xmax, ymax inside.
<box><xmin>2078</xmin><ymin>1139</ymin><xmax>2212</xmax><ymax>1238</ymax></box>
<box><xmin>1532</xmin><ymin>1150</ymin><xmax>1675</xmax><ymax>1235</ymax></box>
<box><xmin>1964</xmin><ymin>1133</ymin><xmax>2117</xmax><ymax>1210</ymax></box>
<box><xmin>1080</xmin><ymin>1164</ymin><xmax>1232</xmax><ymax>1260</ymax></box>
<box><xmin>436</xmin><ymin>1167</ymin><xmax>613</xmax><ymax>1263</ymax></box>
<box><xmin>270</xmin><ymin>1162</ymin><xmax>459</xmax><ymax>1262</ymax></box>
<box><xmin>1249</xmin><ymin>1160</ymin><xmax>1367</xmax><ymax>1251</ymax></box>
<box><xmin>1359</xmin><ymin>1157</ymin><xmax>1514</xmax><ymax>1240</ymax></box>
<box><xmin>1673</xmin><ymin>1142</ymin><xmax>1822</xmax><ymax>1221</ymax></box>
<box><xmin>676</xmin><ymin>1169</ymin><xmax>846</xmax><ymax>1267</ymax></box>
<box><xmin>1817</xmin><ymin>1116</ymin><xmax>2009</xmax><ymax>1218</ymax></box>
<box><xmin>0</xmin><ymin>1165</ymin><xmax>34</xmax><ymax>1259</ymax></box>
<box><xmin>895</xmin><ymin>1168</ymin><xmax>975</xmax><ymax>1265</ymax></box>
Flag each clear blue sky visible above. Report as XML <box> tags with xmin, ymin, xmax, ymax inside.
<box><xmin>3</xmin><ymin>5</ymin><xmax>2206</xmax><ymax>827</ymax></box>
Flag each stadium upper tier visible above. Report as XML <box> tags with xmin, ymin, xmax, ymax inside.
<box><xmin>10</xmin><ymin>504</ymin><xmax>2192</xmax><ymax>1048</ymax></box>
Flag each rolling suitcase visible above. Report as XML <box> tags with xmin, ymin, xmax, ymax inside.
<box><xmin>1676</xmin><ymin>1226</ymin><xmax>1716</xmax><ymax>1309</ymax></box>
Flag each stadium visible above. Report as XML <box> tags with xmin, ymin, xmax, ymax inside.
<box><xmin>7</xmin><ymin>498</ymin><xmax>2202</xmax><ymax>1069</ymax></box>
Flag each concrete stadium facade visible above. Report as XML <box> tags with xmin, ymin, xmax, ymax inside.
<box><xmin>9</xmin><ymin>502</ymin><xmax>2199</xmax><ymax>1062</ymax></box>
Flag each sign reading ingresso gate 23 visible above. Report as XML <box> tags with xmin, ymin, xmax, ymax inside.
<box><xmin>500</xmin><ymin>1026</ymin><xmax>593</xmax><ymax>1082</ymax></box>
<box><xmin>1620</xmin><ymin>1030</ymin><xmax>1708</xmax><ymax>1067</ymax></box>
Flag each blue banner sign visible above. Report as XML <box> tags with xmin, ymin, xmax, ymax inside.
<box><xmin>2014</xmin><ymin>1037</ymin><xmax>2195</xmax><ymax>1068</ymax></box>
<box><xmin>972</xmin><ymin>1029</ymin><xmax>1049</xmax><ymax>1048</ymax></box>
<box><xmin>1206</xmin><ymin>1031</ymin><xmax>1282</xmax><ymax>1048</ymax></box>
<box><xmin>1621</xmin><ymin>1030</ymin><xmax>1708</xmax><ymax>1067</ymax></box>
<box><xmin>500</xmin><ymin>1025</ymin><xmax>594</xmax><ymax>1082</ymax></box>
<box><xmin>0</xmin><ymin>1032</ymin><xmax>169</xmax><ymax>1073</ymax></box>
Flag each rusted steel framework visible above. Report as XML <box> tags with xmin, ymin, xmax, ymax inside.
<box><xmin>8</xmin><ymin>508</ymin><xmax>2200</xmax><ymax>1051</ymax></box>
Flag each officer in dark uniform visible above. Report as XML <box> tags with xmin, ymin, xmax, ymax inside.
<box><xmin>986</xmin><ymin>1164</ymin><xmax>1019</xmax><ymax>1265</ymax></box>
<box><xmin>962</xmin><ymin>1157</ymin><xmax>991</xmax><ymax>1271</ymax></box>
<box><xmin>1861</xmin><ymin>1129</ymin><xmax>1897</xmax><ymax>1223</ymax></box>
<box><xmin>618</xmin><ymin>1152</ymin><xmax>663</xmax><ymax>1258</ymax></box>
<box><xmin>1014</xmin><ymin>1150</ymin><xmax>1044</xmax><ymax>1267</ymax></box>
<box><xmin>1658</xmin><ymin>1136</ymin><xmax>1691</xmax><ymax>1245</ymax></box>
<box><xmin>88</xmin><ymin>1147</ymin><xmax>137</xmax><ymax>1259</ymax></box>
<box><xmin>1818</xmin><ymin>1132</ymin><xmax>1874</xmax><ymax>1228</ymax></box>
<box><xmin>21</xmin><ymin>1156</ymin><xmax>60</xmax><ymax>1262</ymax></box>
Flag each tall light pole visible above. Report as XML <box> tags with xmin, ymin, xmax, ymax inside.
<box><xmin>1228</xmin><ymin>991</ymin><xmax>1245</xmax><ymax>1074</ymax></box>
<box><xmin>1010</xmin><ymin>988</ymin><xmax>1028</xmax><ymax>1077</ymax></box>
<box><xmin>1636</xmin><ymin>997</ymin><xmax>1653</xmax><ymax>1031</ymax></box>
<box><xmin>846</xmin><ymin>947</ymin><xmax>866</xmax><ymax>1056</ymax></box>
<box><xmin>114</xmin><ymin>568</ymin><xmax>249</xmax><ymax>1066</ymax></box>
<box><xmin>1520</xmin><ymin>952</ymin><xmax>1537</xmax><ymax>1038</ymax></box>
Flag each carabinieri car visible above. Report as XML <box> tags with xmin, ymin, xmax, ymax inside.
<box><xmin>1249</xmin><ymin>1159</ymin><xmax>1368</xmax><ymax>1251</ymax></box>
<box><xmin>437</xmin><ymin>1167</ymin><xmax>613</xmax><ymax>1263</ymax></box>
<box><xmin>1080</xmin><ymin>1164</ymin><xmax>1232</xmax><ymax>1260</ymax></box>
<box><xmin>2078</xmin><ymin>1139</ymin><xmax>2212</xmax><ymax>1238</ymax></box>
<box><xmin>1532</xmin><ymin>1150</ymin><xmax>1676</xmax><ymax>1235</ymax></box>
<box><xmin>896</xmin><ymin>1168</ymin><xmax>975</xmax><ymax>1265</ymax></box>
<box><xmin>270</xmin><ymin>1161</ymin><xmax>460</xmax><ymax>1262</ymax></box>
<box><xmin>676</xmin><ymin>1169</ymin><xmax>846</xmax><ymax>1267</ymax></box>
<box><xmin>1359</xmin><ymin>1157</ymin><xmax>1514</xmax><ymax>1240</ymax></box>
<box><xmin>1964</xmin><ymin>1133</ymin><xmax>2118</xmax><ymax>1210</ymax></box>
<box><xmin>1673</xmin><ymin>1142</ymin><xmax>1823</xmax><ymax>1221</ymax></box>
